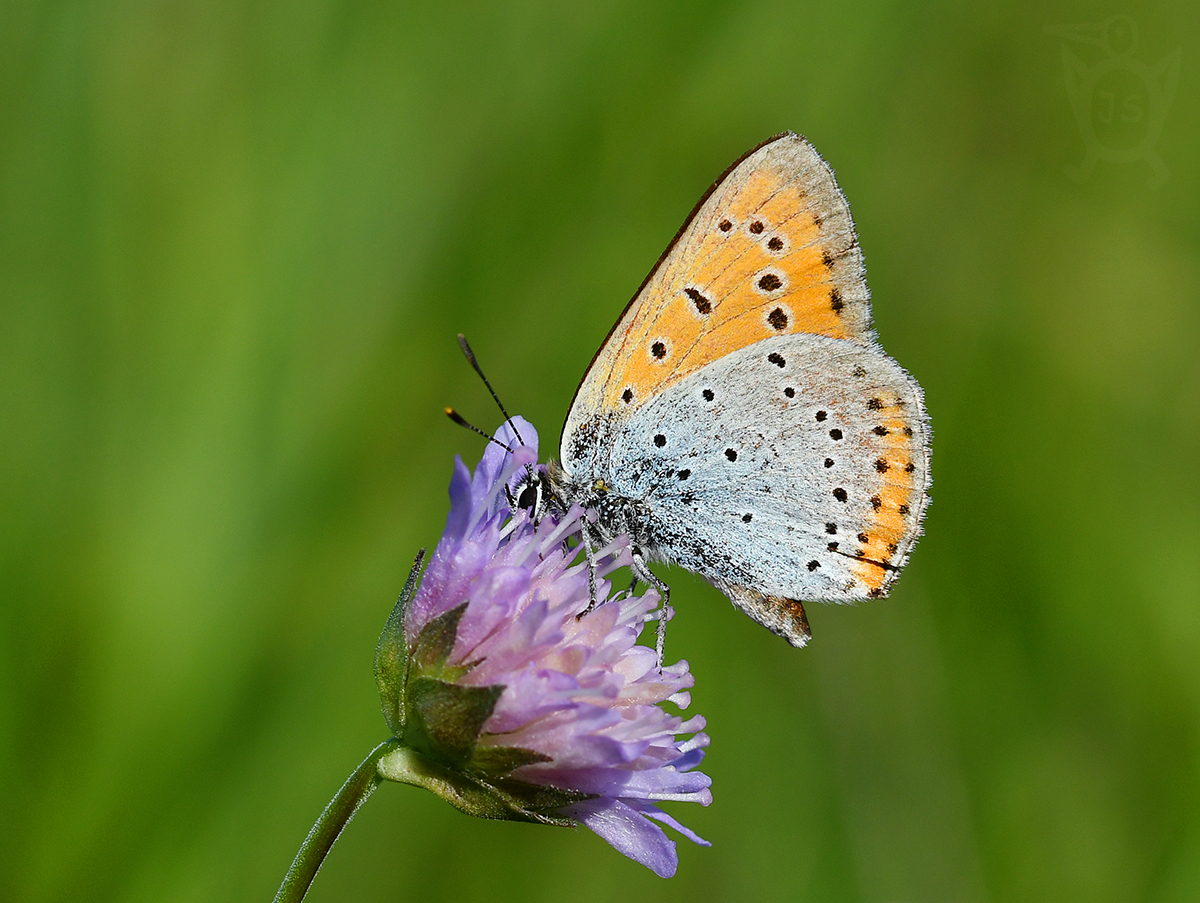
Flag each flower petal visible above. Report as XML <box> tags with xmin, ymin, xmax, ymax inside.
<box><xmin>565</xmin><ymin>798</ymin><xmax>679</xmax><ymax>879</ymax></box>
<box><xmin>638</xmin><ymin>802</ymin><xmax>712</xmax><ymax>847</ymax></box>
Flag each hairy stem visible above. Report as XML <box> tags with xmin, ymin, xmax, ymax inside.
<box><xmin>273</xmin><ymin>738</ymin><xmax>401</xmax><ymax>903</ymax></box>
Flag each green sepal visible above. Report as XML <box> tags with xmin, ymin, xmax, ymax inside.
<box><xmin>377</xmin><ymin>745</ymin><xmax>592</xmax><ymax>827</ymax></box>
<box><xmin>404</xmin><ymin>677</ymin><xmax>503</xmax><ymax>768</ymax></box>
<box><xmin>411</xmin><ymin>601</ymin><xmax>471</xmax><ymax>681</ymax></box>
<box><xmin>486</xmin><ymin>775</ymin><xmax>593</xmax><ymax>816</ymax></box>
<box><xmin>374</xmin><ymin>550</ymin><xmax>426</xmax><ymax>734</ymax></box>
<box><xmin>469</xmin><ymin>744</ymin><xmax>551</xmax><ymax>778</ymax></box>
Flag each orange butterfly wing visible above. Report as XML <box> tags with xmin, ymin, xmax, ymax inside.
<box><xmin>564</xmin><ymin>132</ymin><xmax>872</xmax><ymax>434</ymax></box>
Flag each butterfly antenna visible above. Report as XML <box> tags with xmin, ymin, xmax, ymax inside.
<box><xmin>457</xmin><ymin>334</ymin><xmax>525</xmax><ymax>446</ymax></box>
<box><xmin>445</xmin><ymin>408</ymin><xmax>517</xmax><ymax>454</ymax></box>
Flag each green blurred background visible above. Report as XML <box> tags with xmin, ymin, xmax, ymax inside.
<box><xmin>3</xmin><ymin>1</ymin><xmax>1198</xmax><ymax>900</ymax></box>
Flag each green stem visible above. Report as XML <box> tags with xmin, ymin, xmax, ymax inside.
<box><xmin>273</xmin><ymin>738</ymin><xmax>402</xmax><ymax>903</ymax></box>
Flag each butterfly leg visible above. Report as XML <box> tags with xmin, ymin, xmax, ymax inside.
<box><xmin>629</xmin><ymin>549</ymin><xmax>671</xmax><ymax>666</ymax></box>
<box><xmin>574</xmin><ymin>523</ymin><xmax>602</xmax><ymax>619</ymax></box>
<box><xmin>574</xmin><ymin>526</ymin><xmax>671</xmax><ymax>665</ymax></box>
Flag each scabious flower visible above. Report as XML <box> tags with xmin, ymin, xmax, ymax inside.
<box><xmin>373</xmin><ymin>417</ymin><xmax>711</xmax><ymax>878</ymax></box>
<box><xmin>275</xmin><ymin>421</ymin><xmax>712</xmax><ymax>902</ymax></box>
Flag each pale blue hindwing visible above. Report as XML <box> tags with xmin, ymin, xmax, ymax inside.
<box><xmin>561</xmin><ymin>332</ymin><xmax>930</xmax><ymax>603</ymax></box>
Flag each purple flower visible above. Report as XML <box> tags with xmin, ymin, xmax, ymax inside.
<box><xmin>373</xmin><ymin>418</ymin><xmax>711</xmax><ymax>878</ymax></box>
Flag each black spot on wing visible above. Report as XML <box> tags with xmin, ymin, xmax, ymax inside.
<box><xmin>684</xmin><ymin>287</ymin><xmax>712</xmax><ymax>315</ymax></box>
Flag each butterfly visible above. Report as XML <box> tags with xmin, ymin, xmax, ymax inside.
<box><xmin>520</xmin><ymin>132</ymin><xmax>930</xmax><ymax>648</ymax></box>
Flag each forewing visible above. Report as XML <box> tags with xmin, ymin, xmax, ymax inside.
<box><xmin>563</xmin><ymin>132</ymin><xmax>872</xmax><ymax>458</ymax></box>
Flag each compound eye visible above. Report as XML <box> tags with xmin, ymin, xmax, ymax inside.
<box><xmin>516</xmin><ymin>483</ymin><xmax>539</xmax><ymax>511</ymax></box>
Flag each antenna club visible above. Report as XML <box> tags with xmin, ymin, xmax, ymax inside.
<box><xmin>445</xmin><ymin>405</ymin><xmax>516</xmax><ymax>453</ymax></box>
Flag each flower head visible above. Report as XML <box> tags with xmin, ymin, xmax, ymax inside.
<box><xmin>374</xmin><ymin>418</ymin><xmax>711</xmax><ymax>877</ymax></box>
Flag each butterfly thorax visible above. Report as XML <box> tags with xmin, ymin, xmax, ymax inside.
<box><xmin>545</xmin><ymin>459</ymin><xmax>659</xmax><ymax>559</ymax></box>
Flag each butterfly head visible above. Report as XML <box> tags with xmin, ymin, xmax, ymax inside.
<box><xmin>507</xmin><ymin>463</ymin><xmax>558</xmax><ymax>527</ymax></box>
<box><xmin>511</xmin><ymin>468</ymin><xmax>542</xmax><ymax>512</ymax></box>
